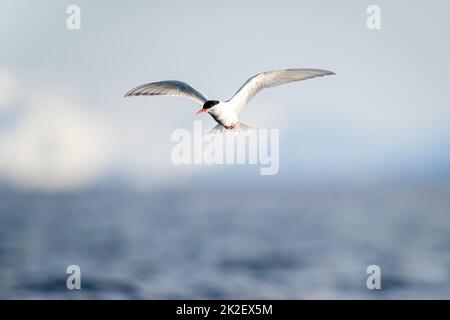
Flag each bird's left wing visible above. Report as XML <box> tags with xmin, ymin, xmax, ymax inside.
<box><xmin>125</xmin><ymin>80</ymin><xmax>208</xmax><ymax>105</ymax></box>
<box><xmin>228</xmin><ymin>69</ymin><xmax>335</xmax><ymax>114</ymax></box>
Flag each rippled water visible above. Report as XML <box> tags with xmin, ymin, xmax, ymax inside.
<box><xmin>1</xmin><ymin>183</ymin><xmax>449</xmax><ymax>299</ymax></box>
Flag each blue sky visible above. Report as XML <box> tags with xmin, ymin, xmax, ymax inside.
<box><xmin>0</xmin><ymin>0</ymin><xmax>449</xmax><ymax>191</ymax></box>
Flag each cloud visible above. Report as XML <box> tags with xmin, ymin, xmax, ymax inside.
<box><xmin>0</xmin><ymin>68</ymin><xmax>17</xmax><ymax>110</ymax></box>
<box><xmin>0</xmin><ymin>97</ymin><xmax>112</xmax><ymax>191</ymax></box>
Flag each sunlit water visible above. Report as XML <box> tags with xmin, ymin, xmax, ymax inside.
<box><xmin>0</xmin><ymin>183</ymin><xmax>449</xmax><ymax>299</ymax></box>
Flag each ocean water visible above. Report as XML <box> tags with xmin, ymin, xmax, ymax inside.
<box><xmin>0</xmin><ymin>183</ymin><xmax>449</xmax><ymax>299</ymax></box>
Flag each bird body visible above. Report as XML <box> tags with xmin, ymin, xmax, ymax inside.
<box><xmin>207</xmin><ymin>101</ymin><xmax>239</xmax><ymax>129</ymax></box>
<box><xmin>125</xmin><ymin>69</ymin><xmax>335</xmax><ymax>129</ymax></box>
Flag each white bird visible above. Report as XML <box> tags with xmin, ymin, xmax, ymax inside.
<box><xmin>125</xmin><ymin>68</ymin><xmax>335</xmax><ymax>129</ymax></box>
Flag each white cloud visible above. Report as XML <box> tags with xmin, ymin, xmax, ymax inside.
<box><xmin>0</xmin><ymin>98</ymin><xmax>112</xmax><ymax>191</ymax></box>
<box><xmin>0</xmin><ymin>68</ymin><xmax>17</xmax><ymax>110</ymax></box>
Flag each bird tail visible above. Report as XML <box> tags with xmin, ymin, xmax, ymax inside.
<box><xmin>236</xmin><ymin>121</ymin><xmax>260</xmax><ymax>130</ymax></box>
<box><xmin>203</xmin><ymin>122</ymin><xmax>260</xmax><ymax>135</ymax></box>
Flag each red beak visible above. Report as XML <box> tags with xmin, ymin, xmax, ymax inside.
<box><xmin>196</xmin><ymin>108</ymin><xmax>206</xmax><ymax>115</ymax></box>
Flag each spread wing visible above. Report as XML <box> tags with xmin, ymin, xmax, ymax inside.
<box><xmin>228</xmin><ymin>69</ymin><xmax>335</xmax><ymax>114</ymax></box>
<box><xmin>125</xmin><ymin>80</ymin><xmax>208</xmax><ymax>105</ymax></box>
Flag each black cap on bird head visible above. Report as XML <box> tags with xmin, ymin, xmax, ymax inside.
<box><xmin>196</xmin><ymin>100</ymin><xmax>220</xmax><ymax>114</ymax></box>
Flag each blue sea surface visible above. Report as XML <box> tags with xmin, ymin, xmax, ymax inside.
<box><xmin>0</xmin><ymin>183</ymin><xmax>449</xmax><ymax>299</ymax></box>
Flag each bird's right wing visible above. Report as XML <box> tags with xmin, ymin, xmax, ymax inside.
<box><xmin>228</xmin><ymin>69</ymin><xmax>335</xmax><ymax>114</ymax></box>
<box><xmin>125</xmin><ymin>80</ymin><xmax>208</xmax><ymax>105</ymax></box>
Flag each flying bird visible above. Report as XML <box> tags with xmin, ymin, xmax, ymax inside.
<box><xmin>125</xmin><ymin>69</ymin><xmax>335</xmax><ymax>130</ymax></box>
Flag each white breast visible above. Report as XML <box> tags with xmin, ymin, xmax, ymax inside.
<box><xmin>208</xmin><ymin>102</ymin><xmax>239</xmax><ymax>128</ymax></box>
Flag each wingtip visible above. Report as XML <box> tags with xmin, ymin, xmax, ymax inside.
<box><xmin>316</xmin><ymin>69</ymin><xmax>335</xmax><ymax>77</ymax></box>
